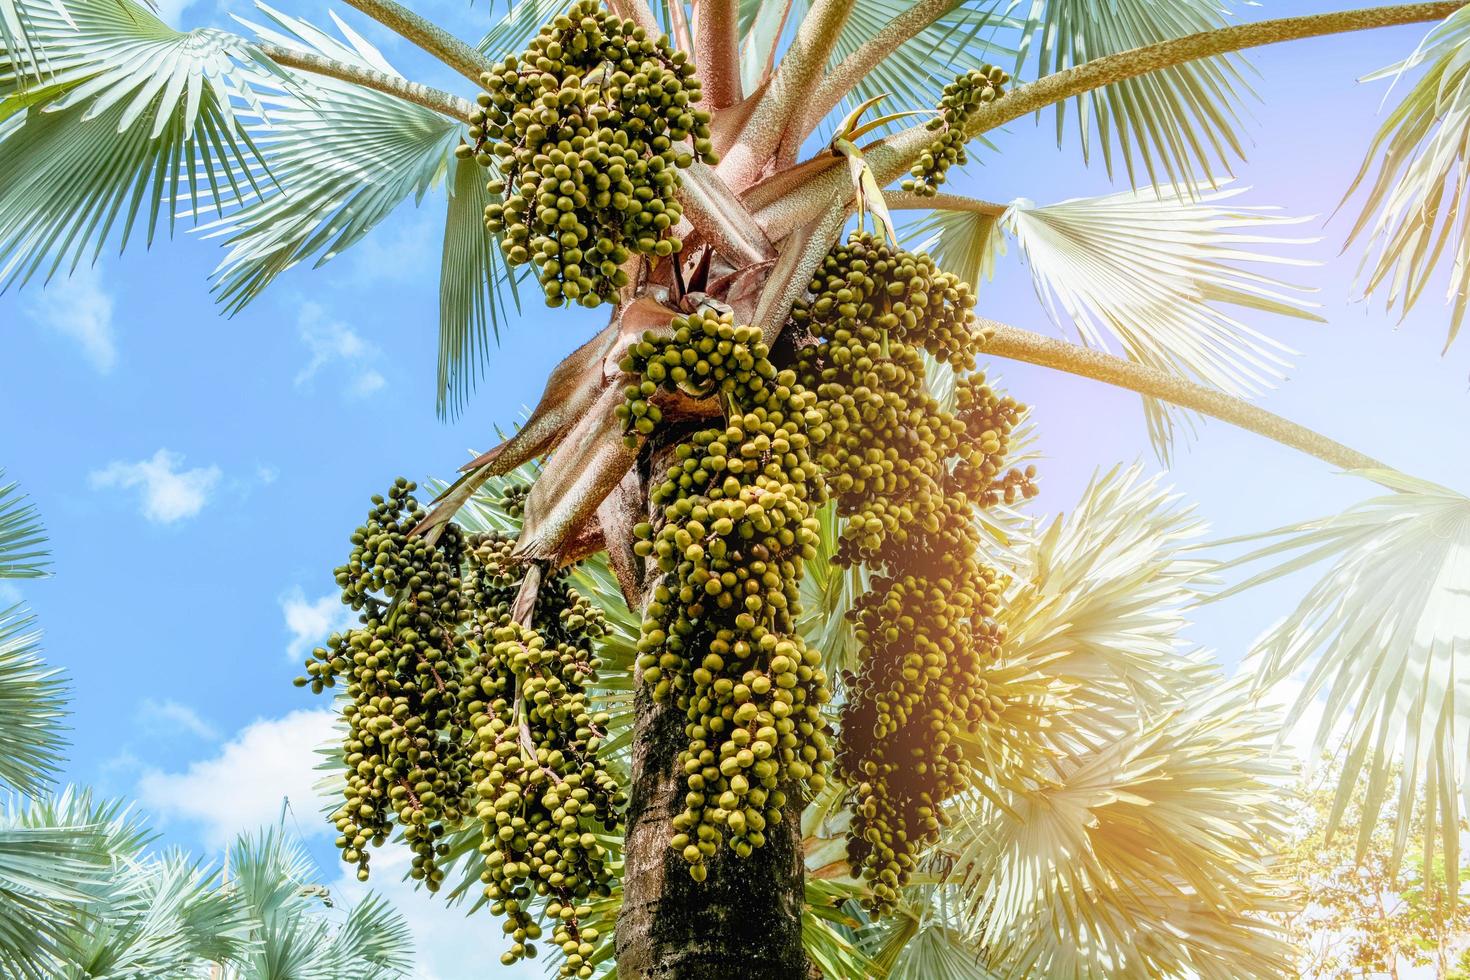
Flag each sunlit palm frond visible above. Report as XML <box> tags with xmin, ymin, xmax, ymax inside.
<box><xmin>951</xmin><ymin>689</ymin><xmax>1294</xmax><ymax>979</ymax></box>
<box><xmin>909</xmin><ymin>208</ymin><xmax>1006</xmax><ymax>294</ymax></box>
<box><xmin>203</xmin><ymin>4</ymin><xmax>459</xmax><ymax>313</ymax></box>
<box><xmin>0</xmin><ymin>0</ymin><xmax>272</xmax><ymax>288</ymax></box>
<box><xmin>858</xmin><ymin>880</ymin><xmax>997</xmax><ymax>980</ymax></box>
<box><xmin>0</xmin><ymin>473</ymin><xmax>47</xmax><ymax>579</ymax></box>
<box><xmin>1002</xmin><ymin>182</ymin><xmax>1320</xmax><ymax>460</ymax></box>
<box><xmin>1000</xmin><ymin>465</ymin><xmax>1219</xmax><ymax>719</ymax></box>
<box><xmin>1018</xmin><ymin>0</ymin><xmax>1252</xmax><ymax>187</ymax></box>
<box><xmin>0</xmin><ymin>789</ymin><xmax>149</xmax><ymax>980</ymax></box>
<box><xmin>1213</xmin><ymin>467</ymin><xmax>1470</xmax><ymax>897</ymax></box>
<box><xmin>0</xmin><ymin>605</ymin><xmax>66</xmax><ymax>795</ymax></box>
<box><xmin>1343</xmin><ymin>6</ymin><xmax>1470</xmax><ymax>352</ymax></box>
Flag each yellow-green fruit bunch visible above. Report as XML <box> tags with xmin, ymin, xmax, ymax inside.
<box><xmin>901</xmin><ymin>64</ymin><xmax>1010</xmax><ymax>197</ymax></box>
<box><xmin>463</xmin><ymin>0</ymin><xmax>717</xmax><ymax>308</ymax></box>
<box><xmin>459</xmin><ymin>534</ymin><xmax>624</xmax><ymax>977</ymax></box>
<box><xmin>788</xmin><ymin>233</ymin><xmax>1031</xmax><ymax>913</ymax></box>
<box><xmin>294</xmin><ymin>478</ymin><xmax>473</xmax><ymax>890</ymax></box>
<box><xmin>952</xmin><ymin>372</ymin><xmax>1038</xmax><ymax>508</ymax></box>
<box><xmin>790</xmin><ymin>233</ymin><xmax>983</xmax><ymax>568</ymax></box>
<box><xmin>624</xmin><ymin>308</ymin><xmax>834</xmax><ymax>879</ymax></box>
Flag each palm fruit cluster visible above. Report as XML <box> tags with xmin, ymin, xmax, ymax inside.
<box><xmin>296</xmin><ymin>483</ymin><xmax>624</xmax><ymax>978</ymax></box>
<box><xmin>459</xmin><ymin>534</ymin><xmax>624</xmax><ymax>976</ymax></box>
<box><xmin>293</xmin><ymin>479</ymin><xmax>472</xmax><ymax>890</ymax></box>
<box><xmin>789</xmin><ymin>232</ymin><xmax>1034</xmax><ymax>913</ymax></box>
<box><xmin>462</xmin><ymin>0</ymin><xmax>717</xmax><ymax>308</ymax></box>
<box><xmin>622</xmin><ymin>308</ymin><xmax>835</xmax><ymax>880</ymax></box>
<box><xmin>901</xmin><ymin>64</ymin><xmax>1010</xmax><ymax>197</ymax></box>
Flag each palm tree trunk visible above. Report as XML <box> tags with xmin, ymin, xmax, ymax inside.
<box><xmin>614</xmin><ymin>439</ymin><xmax>810</xmax><ymax>979</ymax></box>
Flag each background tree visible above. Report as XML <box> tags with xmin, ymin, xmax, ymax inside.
<box><xmin>6</xmin><ymin>0</ymin><xmax>1470</xmax><ymax>977</ymax></box>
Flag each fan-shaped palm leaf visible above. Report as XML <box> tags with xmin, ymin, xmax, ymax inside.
<box><xmin>56</xmin><ymin>852</ymin><xmax>252</xmax><ymax>979</ymax></box>
<box><xmin>1342</xmin><ymin>5</ymin><xmax>1470</xmax><ymax>352</ymax></box>
<box><xmin>1213</xmin><ymin>468</ymin><xmax>1470</xmax><ymax>898</ymax></box>
<box><xmin>909</xmin><ymin>207</ymin><xmax>1006</xmax><ymax>295</ymax></box>
<box><xmin>1000</xmin><ymin>464</ymin><xmax>1220</xmax><ymax>716</ymax></box>
<box><xmin>951</xmin><ymin>689</ymin><xmax>1293</xmax><ymax>979</ymax></box>
<box><xmin>0</xmin><ymin>605</ymin><xmax>66</xmax><ymax>794</ymax></box>
<box><xmin>227</xmin><ymin>823</ymin><xmax>413</xmax><ymax>980</ymax></box>
<box><xmin>1002</xmin><ymin>182</ymin><xmax>1320</xmax><ymax>459</ymax></box>
<box><xmin>1017</xmin><ymin>0</ymin><xmax>1252</xmax><ymax>186</ymax></box>
<box><xmin>202</xmin><ymin>4</ymin><xmax>459</xmax><ymax>313</ymax></box>
<box><xmin>0</xmin><ymin>473</ymin><xmax>47</xmax><ymax>579</ymax></box>
<box><xmin>0</xmin><ymin>789</ymin><xmax>148</xmax><ymax>980</ymax></box>
<box><xmin>0</xmin><ymin>0</ymin><xmax>272</xmax><ymax>288</ymax></box>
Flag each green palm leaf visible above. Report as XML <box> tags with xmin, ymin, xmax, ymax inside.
<box><xmin>0</xmin><ymin>472</ymin><xmax>47</xmax><ymax>579</ymax></box>
<box><xmin>437</xmin><ymin>154</ymin><xmax>520</xmax><ymax>420</ymax></box>
<box><xmin>1213</xmin><ymin>468</ymin><xmax>1470</xmax><ymax>899</ymax></box>
<box><xmin>1017</xmin><ymin>0</ymin><xmax>1252</xmax><ymax>186</ymax></box>
<box><xmin>202</xmin><ymin>4</ymin><xmax>459</xmax><ymax>313</ymax></box>
<box><xmin>1342</xmin><ymin>5</ymin><xmax>1470</xmax><ymax>352</ymax></box>
<box><xmin>1002</xmin><ymin>182</ymin><xmax>1320</xmax><ymax>459</ymax></box>
<box><xmin>0</xmin><ymin>605</ymin><xmax>67</xmax><ymax>795</ymax></box>
<box><xmin>0</xmin><ymin>0</ymin><xmax>272</xmax><ymax>288</ymax></box>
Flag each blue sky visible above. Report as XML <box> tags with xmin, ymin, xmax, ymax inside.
<box><xmin>2</xmin><ymin>0</ymin><xmax>1470</xmax><ymax>976</ymax></box>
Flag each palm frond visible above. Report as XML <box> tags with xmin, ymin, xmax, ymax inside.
<box><xmin>951</xmin><ymin>689</ymin><xmax>1294</xmax><ymax>979</ymax></box>
<box><xmin>0</xmin><ymin>789</ymin><xmax>148</xmax><ymax>980</ymax></box>
<box><xmin>437</xmin><ymin>154</ymin><xmax>520</xmax><ymax>420</ymax></box>
<box><xmin>1212</xmin><ymin>468</ymin><xmax>1470</xmax><ymax>897</ymax></box>
<box><xmin>1000</xmin><ymin>464</ymin><xmax>1220</xmax><ymax>719</ymax></box>
<box><xmin>0</xmin><ymin>473</ymin><xmax>47</xmax><ymax>579</ymax></box>
<box><xmin>1342</xmin><ymin>5</ymin><xmax>1470</xmax><ymax>352</ymax></box>
<box><xmin>477</xmin><ymin>0</ymin><xmax>575</xmax><ymax>62</ymax></box>
<box><xmin>0</xmin><ymin>0</ymin><xmax>271</xmax><ymax>288</ymax></box>
<box><xmin>909</xmin><ymin>208</ymin><xmax>1006</xmax><ymax>294</ymax></box>
<box><xmin>202</xmin><ymin>4</ymin><xmax>459</xmax><ymax>313</ymax></box>
<box><xmin>1017</xmin><ymin>0</ymin><xmax>1252</xmax><ymax>187</ymax></box>
<box><xmin>324</xmin><ymin>892</ymin><xmax>414</xmax><ymax>978</ymax></box>
<box><xmin>57</xmin><ymin>852</ymin><xmax>252</xmax><ymax>979</ymax></box>
<box><xmin>1002</xmin><ymin>182</ymin><xmax>1320</xmax><ymax>460</ymax></box>
<box><xmin>0</xmin><ymin>605</ymin><xmax>67</xmax><ymax>795</ymax></box>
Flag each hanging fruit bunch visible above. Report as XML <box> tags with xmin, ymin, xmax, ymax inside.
<box><xmin>462</xmin><ymin>0</ymin><xmax>718</xmax><ymax>308</ymax></box>
<box><xmin>789</xmin><ymin>232</ymin><xmax>1036</xmax><ymax>914</ymax></box>
<box><xmin>622</xmin><ymin>308</ymin><xmax>836</xmax><ymax>881</ymax></box>
<box><xmin>902</xmin><ymin>64</ymin><xmax>1011</xmax><ymax>198</ymax></box>
<box><xmin>296</xmin><ymin>480</ymin><xmax>623</xmax><ymax>978</ymax></box>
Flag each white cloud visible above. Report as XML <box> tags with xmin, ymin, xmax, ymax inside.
<box><xmin>28</xmin><ymin>265</ymin><xmax>116</xmax><ymax>373</ymax></box>
<box><xmin>281</xmin><ymin>587</ymin><xmax>357</xmax><ymax>661</ymax></box>
<box><xmin>90</xmin><ymin>449</ymin><xmax>221</xmax><ymax>523</ymax></box>
<box><xmin>330</xmin><ymin>847</ymin><xmax>542</xmax><ymax>980</ymax></box>
<box><xmin>137</xmin><ymin>698</ymin><xmax>218</xmax><ymax>740</ymax></box>
<box><xmin>295</xmin><ymin>302</ymin><xmax>387</xmax><ymax>398</ymax></box>
<box><xmin>137</xmin><ymin>708</ymin><xmax>337</xmax><ymax>848</ymax></box>
<box><xmin>256</xmin><ymin>465</ymin><xmax>279</xmax><ymax>485</ymax></box>
<box><xmin>0</xmin><ymin>582</ymin><xmax>20</xmax><ymax>607</ymax></box>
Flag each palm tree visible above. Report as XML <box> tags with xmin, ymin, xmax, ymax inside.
<box><xmin>6</xmin><ymin>0</ymin><xmax>1470</xmax><ymax>976</ymax></box>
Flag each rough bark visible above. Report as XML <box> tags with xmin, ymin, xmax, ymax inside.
<box><xmin>615</xmin><ymin>441</ymin><xmax>809</xmax><ymax>980</ymax></box>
